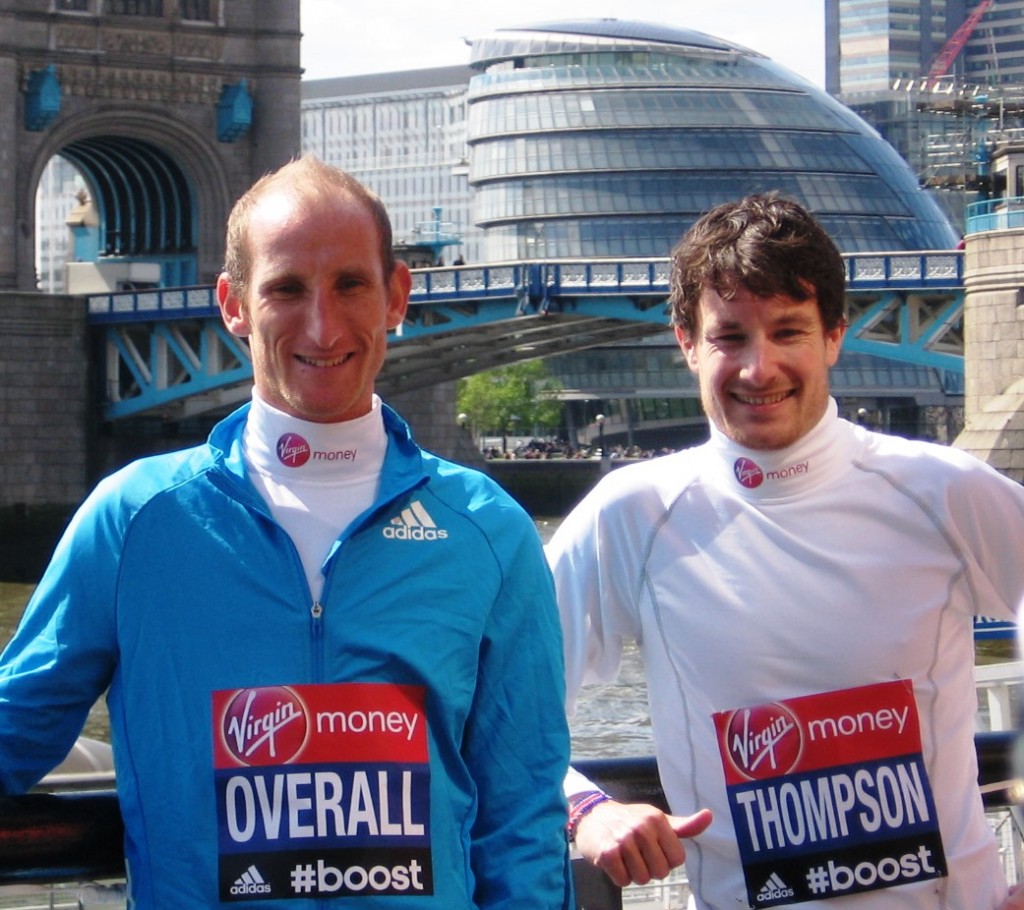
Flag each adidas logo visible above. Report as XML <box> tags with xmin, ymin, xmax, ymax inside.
<box><xmin>756</xmin><ymin>872</ymin><xmax>795</xmax><ymax>903</ymax></box>
<box><xmin>383</xmin><ymin>500</ymin><xmax>449</xmax><ymax>540</ymax></box>
<box><xmin>230</xmin><ymin>864</ymin><xmax>271</xmax><ymax>897</ymax></box>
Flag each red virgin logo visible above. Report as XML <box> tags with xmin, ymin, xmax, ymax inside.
<box><xmin>734</xmin><ymin>457</ymin><xmax>764</xmax><ymax>489</ymax></box>
<box><xmin>725</xmin><ymin>703</ymin><xmax>802</xmax><ymax>780</ymax></box>
<box><xmin>221</xmin><ymin>686</ymin><xmax>308</xmax><ymax>766</ymax></box>
<box><xmin>277</xmin><ymin>433</ymin><xmax>310</xmax><ymax>468</ymax></box>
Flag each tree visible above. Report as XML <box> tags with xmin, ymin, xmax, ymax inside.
<box><xmin>457</xmin><ymin>361</ymin><xmax>563</xmax><ymax>444</ymax></box>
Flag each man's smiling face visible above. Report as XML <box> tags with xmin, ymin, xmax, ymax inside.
<box><xmin>218</xmin><ymin>187</ymin><xmax>409</xmax><ymax>423</ymax></box>
<box><xmin>676</xmin><ymin>285</ymin><xmax>844</xmax><ymax>451</ymax></box>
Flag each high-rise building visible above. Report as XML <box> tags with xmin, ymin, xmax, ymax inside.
<box><xmin>34</xmin><ymin>157</ymin><xmax>86</xmax><ymax>293</ymax></box>
<box><xmin>302</xmin><ymin>67</ymin><xmax>482</xmax><ymax>264</ymax></box>
<box><xmin>827</xmin><ymin>0</ymin><xmax>967</xmax><ymax>97</ymax></box>
<box><xmin>826</xmin><ymin>1</ymin><xmax>1024</xmax><ymax>228</ymax></box>
<box><xmin>828</xmin><ymin>0</ymin><xmax>1024</xmax><ymax>95</ymax></box>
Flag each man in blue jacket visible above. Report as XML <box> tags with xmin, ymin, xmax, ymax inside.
<box><xmin>0</xmin><ymin>156</ymin><xmax>574</xmax><ymax>909</ymax></box>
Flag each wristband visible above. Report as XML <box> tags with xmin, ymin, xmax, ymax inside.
<box><xmin>567</xmin><ymin>789</ymin><xmax>611</xmax><ymax>842</ymax></box>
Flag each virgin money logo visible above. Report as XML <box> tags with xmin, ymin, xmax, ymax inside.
<box><xmin>725</xmin><ymin>703</ymin><xmax>802</xmax><ymax>780</ymax></box>
<box><xmin>277</xmin><ymin>433</ymin><xmax>310</xmax><ymax>468</ymax></box>
<box><xmin>734</xmin><ymin>457</ymin><xmax>764</xmax><ymax>489</ymax></box>
<box><xmin>221</xmin><ymin>686</ymin><xmax>308</xmax><ymax>765</ymax></box>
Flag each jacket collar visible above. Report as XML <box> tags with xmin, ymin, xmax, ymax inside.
<box><xmin>208</xmin><ymin>400</ymin><xmax>426</xmax><ymax>514</ymax></box>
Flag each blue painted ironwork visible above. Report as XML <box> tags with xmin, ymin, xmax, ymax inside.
<box><xmin>217</xmin><ymin>79</ymin><xmax>253</xmax><ymax>143</ymax></box>
<box><xmin>966</xmin><ymin>195</ymin><xmax>1024</xmax><ymax>234</ymax></box>
<box><xmin>61</xmin><ymin>137</ymin><xmax>197</xmax><ymax>284</ymax></box>
<box><xmin>975</xmin><ymin>618</ymin><xmax>1017</xmax><ymax>640</ymax></box>
<box><xmin>86</xmin><ymin>252</ymin><xmax>966</xmax><ymax>420</ymax></box>
<box><xmin>24</xmin><ymin>64</ymin><xmax>61</xmax><ymax>131</ymax></box>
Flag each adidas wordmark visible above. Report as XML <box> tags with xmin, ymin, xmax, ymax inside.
<box><xmin>383</xmin><ymin>501</ymin><xmax>449</xmax><ymax>540</ymax></box>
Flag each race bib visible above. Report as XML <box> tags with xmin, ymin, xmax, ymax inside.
<box><xmin>212</xmin><ymin>682</ymin><xmax>432</xmax><ymax>901</ymax></box>
<box><xmin>712</xmin><ymin>680</ymin><xmax>946</xmax><ymax>906</ymax></box>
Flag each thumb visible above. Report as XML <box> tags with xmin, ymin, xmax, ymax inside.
<box><xmin>667</xmin><ymin>808</ymin><xmax>713</xmax><ymax>838</ymax></box>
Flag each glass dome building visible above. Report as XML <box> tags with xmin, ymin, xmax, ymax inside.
<box><xmin>466</xmin><ymin>19</ymin><xmax>959</xmax><ymax>258</ymax></box>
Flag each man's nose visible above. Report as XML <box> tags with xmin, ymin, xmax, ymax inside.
<box><xmin>739</xmin><ymin>337</ymin><xmax>777</xmax><ymax>382</ymax></box>
<box><xmin>307</xmin><ymin>289</ymin><xmax>344</xmax><ymax>346</ymax></box>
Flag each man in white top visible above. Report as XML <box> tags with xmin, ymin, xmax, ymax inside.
<box><xmin>548</xmin><ymin>194</ymin><xmax>1024</xmax><ymax>909</ymax></box>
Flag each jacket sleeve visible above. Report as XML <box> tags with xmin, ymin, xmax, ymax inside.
<box><xmin>0</xmin><ymin>477</ymin><xmax>123</xmax><ymax>793</ymax></box>
<box><xmin>947</xmin><ymin>453</ymin><xmax>1024</xmax><ymax>623</ymax></box>
<box><xmin>463</xmin><ymin>507</ymin><xmax>574</xmax><ymax>910</ymax></box>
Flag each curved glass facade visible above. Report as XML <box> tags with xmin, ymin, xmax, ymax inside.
<box><xmin>467</xmin><ymin>20</ymin><xmax>959</xmax><ymax>257</ymax></box>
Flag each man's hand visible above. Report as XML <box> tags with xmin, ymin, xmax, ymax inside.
<box><xmin>573</xmin><ymin>799</ymin><xmax>713</xmax><ymax>887</ymax></box>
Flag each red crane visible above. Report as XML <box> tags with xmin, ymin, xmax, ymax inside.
<box><xmin>927</xmin><ymin>0</ymin><xmax>995</xmax><ymax>78</ymax></box>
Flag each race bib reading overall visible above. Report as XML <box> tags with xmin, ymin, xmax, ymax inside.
<box><xmin>212</xmin><ymin>683</ymin><xmax>432</xmax><ymax>901</ymax></box>
<box><xmin>712</xmin><ymin>680</ymin><xmax>946</xmax><ymax>906</ymax></box>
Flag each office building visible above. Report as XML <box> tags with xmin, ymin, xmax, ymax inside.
<box><xmin>302</xmin><ymin>67</ymin><xmax>481</xmax><ymax>264</ymax></box>
<box><xmin>465</xmin><ymin>18</ymin><xmax>956</xmax><ymax>258</ymax></box>
<box><xmin>827</xmin><ymin>1</ymin><xmax>1024</xmax><ymax>226</ymax></box>
<box><xmin>461</xmin><ymin>18</ymin><xmax>960</xmax><ymax>445</ymax></box>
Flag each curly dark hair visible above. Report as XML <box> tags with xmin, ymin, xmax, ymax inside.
<box><xmin>669</xmin><ymin>194</ymin><xmax>847</xmax><ymax>335</ymax></box>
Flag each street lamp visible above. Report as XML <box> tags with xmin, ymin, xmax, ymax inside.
<box><xmin>504</xmin><ymin>414</ymin><xmax>520</xmax><ymax>455</ymax></box>
<box><xmin>595</xmin><ymin>413</ymin><xmax>606</xmax><ymax>454</ymax></box>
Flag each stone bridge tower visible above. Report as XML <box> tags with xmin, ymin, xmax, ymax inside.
<box><xmin>0</xmin><ymin>0</ymin><xmax>302</xmax><ymax>291</ymax></box>
<box><xmin>954</xmin><ymin>138</ymin><xmax>1024</xmax><ymax>483</ymax></box>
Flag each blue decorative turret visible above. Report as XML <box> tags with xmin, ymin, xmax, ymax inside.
<box><xmin>24</xmin><ymin>64</ymin><xmax>61</xmax><ymax>131</ymax></box>
<box><xmin>217</xmin><ymin>79</ymin><xmax>253</xmax><ymax>143</ymax></box>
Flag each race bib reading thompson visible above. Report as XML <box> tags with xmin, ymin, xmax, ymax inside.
<box><xmin>712</xmin><ymin>680</ymin><xmax>946</xmax><ymax>907</ymax></box>
<box><xmin>212</xmin><ymin>683</ymin><xmax>431</xmax><ymax>902</ymax></box>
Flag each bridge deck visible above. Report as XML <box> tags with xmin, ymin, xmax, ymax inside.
<box><xmin>84</xmin><ymin>253</ymin><xmax>965</xmax><ymax>420</ymax></box>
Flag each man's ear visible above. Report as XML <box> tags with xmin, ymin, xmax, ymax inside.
<box><xmin>675</xmin><ymin>326</ymin><xmax>699</xmax><ymax>373</ymax></box>
<box><xmin>216</xmin><ymin>273</ymin><xmax>250</xmax><ymax>338</ymax></box>
<box><xmin>824</xmin><ymin>320</ymin><xmax>847</xmax><ymax>368</ymax></box>
<box><xmin>386</xmin><ymin>261</ymin><xmax>412</xmax><ymax>330</ymax></box>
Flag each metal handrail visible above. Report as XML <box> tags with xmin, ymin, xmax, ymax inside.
<box><xmin>83</xmin><ymin>251</ymin><xmax>966</xmax><ymax>324</ymax></box>
<box><xmin>966</xmin><ymin>194</ymin><xmax>1024</xmax><ymax>234</ymax></box>
<box><xmin>1</xmin><ymin>732</ymin><xmax>1019</xmax><ymax>910</ymax></box>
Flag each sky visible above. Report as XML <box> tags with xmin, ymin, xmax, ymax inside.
<box><xmin>299</xmin><ymin>0</ymin><xmax>826</xmax><ymax>89</ymax></box>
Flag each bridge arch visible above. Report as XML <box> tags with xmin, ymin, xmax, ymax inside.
<box><xmin>26</xmin><ymin>109</ymin><xmax>233</xmax><ymax>290</ymax></box>
<box><xmin>2</xmin><ymin>2</ymin><xmax>301</xmax><ymax>291</ymax></box>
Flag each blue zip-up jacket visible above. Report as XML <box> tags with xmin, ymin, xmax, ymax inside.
<box><xmin>0</xmin><ymin>403</ymin><xmax>573</xmax><ymax>909</ymax></box>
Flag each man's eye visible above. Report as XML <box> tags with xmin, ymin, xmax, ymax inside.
<box><xmin>268</xmin><ymin>283</ymin><xmax>304</xmax><ymax>298</ymax></box>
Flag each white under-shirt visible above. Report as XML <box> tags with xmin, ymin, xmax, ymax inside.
<box><xmin>242</xmin><ymin>390</ymin><xmax>387</xmax><ymax>600</ymax></box>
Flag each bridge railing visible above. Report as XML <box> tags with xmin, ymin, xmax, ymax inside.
<box><xmin>0</xmin><ymin>732</ymin><xmax>1019</xmax><ymax>910</ymax></box>
<box><xmin>86</xmin><ymin>284</ymin><xmax>218</xmax><ymax>324</ymax></box>
<box><xmin>966</xmin><ymin>195</ymin><xmax>1024</xmax><ymax>234</ymax></box>
<box><xmin>843</xmin><ymin>250</ymin><xmax>963</xmax><ymax>289</ymax></box>
<box><xmin>84</xmin><ymin>251</ymin><xmax>965</xmax><ymax>325</ymax></box>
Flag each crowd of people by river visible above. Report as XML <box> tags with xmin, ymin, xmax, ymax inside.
<box><xmin>483</xmin><ymin>438</ymin><xmax>677</xmax><ymax>461</ymax></box>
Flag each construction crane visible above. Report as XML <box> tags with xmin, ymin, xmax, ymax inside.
<box><xmin>928</xmin><ymin>0</ymin><xmax>995</xmax><ymax>79</ymax></box>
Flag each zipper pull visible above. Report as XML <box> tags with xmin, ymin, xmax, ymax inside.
<box><xmin>311</xmin><ymin>602</ymin><xmax>323</xmax><ymax>619</ymax></box>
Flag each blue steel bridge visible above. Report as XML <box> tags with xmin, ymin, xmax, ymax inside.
<box><xmin>86</xmin><ymin>251</ymin><xmax>966</xmax><ymax>421</ymax></box>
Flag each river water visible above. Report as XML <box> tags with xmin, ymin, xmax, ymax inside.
<box><xmin>0</xmin><ymin>518</ymin><xmax>653</xmax><ymax>759</ymax></box>
<box><xmin>2</xmin><ymin>516</ymin><xmax>1013</xmax><ymax>757</ymax></box>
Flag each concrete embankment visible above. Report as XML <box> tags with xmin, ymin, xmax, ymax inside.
<box><xmin>485</xmin><ymin>458</ymin><xmax>616</xmax><ymax>516</ymax></box>
<box><xmin>0</xmin><ymin>460</ymin><xmax>615</xmax><ymax>582</ymax></box>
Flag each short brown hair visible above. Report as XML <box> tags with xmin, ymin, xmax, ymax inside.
<box><xmin>222</xmin><ymin>155</ymin><xmax>396</xmax><ymax>295</ymax></box>
<box><xmin>669</xmin><ymin>194</ymin><xmax>847</xmax><ymax>334</ymax></box>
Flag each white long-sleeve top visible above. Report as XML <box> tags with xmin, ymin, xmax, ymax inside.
<box><xmin>548</xmin><ymin>399</ymin><xmax>1024</xmax><ymax>909</ymax></box>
